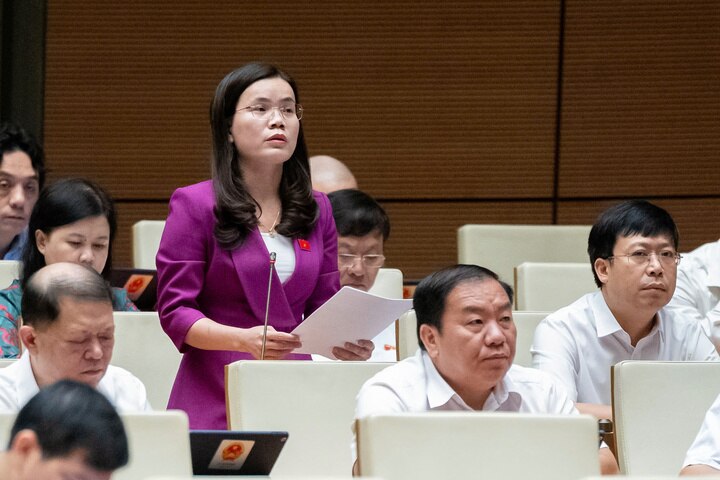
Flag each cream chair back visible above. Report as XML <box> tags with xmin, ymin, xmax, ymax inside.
<box><xmin>514</xmin><ymin>261</ymin><xmax>596</xmax><ymax>310</ymax></box>
<box><xmin>0</xmin><ymin>260</ymin><xmax>20</xmax><ymax>289</ymax></box>
<box><xmin>357</xmin><ymin>412</ymin><xmax>600</xmax><ymax>480</ymax></box>
<box><xmin>513</xmin><ymin>311</ymin><xmax>548</xmax><ymax>367</ymax></box>
<box><xmin>112</xmin><ymin>312</ymin><xmax>181</xmax><ymax>409</ymax></box>
<box><xmin>0</xmin><ymin>359</ymin><xmax>16</xmax><ymax>368</ymax></box>
<box><xmin>132</xmin><ymin>220</ymin><xmax>166</xmax><ymax>269</ymax></box>
<box><xmin>458</xmin><ymin>224</ymin><xmax>591</xmax><ymax>283</ymax></box>
<box><xmin>612</xmin><ymin>361</ymin><xmax>720</xmax><ymax>475</ymax></box>
<box><xmin>225</xmin><ymin>360</ymin><xmax>391</xmax><ymax>477</ymax></box>
<box><xmin>0</xmin><ymin>411</ymin><xmax>192</xmax><ymax>480</ymax></box>
<box><xmin>368</xmin><ymin>268</ymin><xmax>404</xmax><ymax>361</ymax></box>
<box><xmin>114</xmin><ymin>411</ymin><xmax>192</xmax><ymax>480</ymax></box>
<box><xmin>396</xmin><ymin>309</ymin><xmax>417</xmax><ymax>361</ymax></box>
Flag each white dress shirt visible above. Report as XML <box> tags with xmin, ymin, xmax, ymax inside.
<box><xmin>667</xmin><ymin>240</ymin><xmax>720</xmax><ymax>343</ymax></box>
<box><xmin>352</xmin><ymin>349</ymin><xmax>577</xmax><ymax>460</ymax></box>
<box><xmin>684</xmin><ymin>392</ymin><xmax>720</xmax><ymax>471</ymax></box>
<box><xmin>0</xmin><ymin>353</ymin><xmax>152</xmax><ymax>412</ymax></box>
<box><xmin>531</xmin><ymin>291</ymin><xmax>719</xmax><ymax>405</ymax></box>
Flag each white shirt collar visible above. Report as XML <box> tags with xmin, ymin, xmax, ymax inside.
<box><xmin>592</xmin><ymin>290</ymin><xmax>664</xmax><ymax>343</ymax></box>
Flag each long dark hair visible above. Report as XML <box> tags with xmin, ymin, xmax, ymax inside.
<box><xmin>21</xmin><ymin>178</ymin><xmax>117</xmax><ymax>289</ymax></box>
<box><xmin>209</xmin><ymin>62</ymin><xmax>317</xmax><ymax>249</ymax></box>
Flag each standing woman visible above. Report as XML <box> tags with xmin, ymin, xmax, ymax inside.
<box><xmin>157</xmin><ymin>63</ymin><xmax>372</xmax><ymax>429</ymax></box>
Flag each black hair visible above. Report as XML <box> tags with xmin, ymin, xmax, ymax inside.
<box><xmin>209</xmin><ymin>62</ymin><xmax>316</xmax><ymax>249</ymax></box>
<box><xmin>21</xmin><ymin>264</ymin><xmax>113</xmax><ymax>329</ymax></box>
<box><xmin>21</xmin><ymin>178</ymin><xmax>117</xmax><ymax>289</ymax></box>
<box><xmin>588</xmin><ymin>199</ymin><xmax>679</xmax><ymax>287</ymax></box>
<box><xmin>328</xmin><ymin>189</ymin><xmax>390</xmax><ymax>241</ymax></box>
<box><xmin>413</xmin><ymin>264</ymin><xmax>513</xmax><ymax>351</ymax></box>
<box><xmin>0</xmin><ymin>122</ymin><xmax>46</xmax><ymax>189</ymax></box>
<box><xmin>9</xmin><ymin>379</ymin><xmax>128</xmax><ymax>471</ymax></box>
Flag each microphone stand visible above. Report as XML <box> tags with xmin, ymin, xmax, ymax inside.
<box><xmin>260</xmin><ymin>252</ymin><xmax>277</xmax><ymax>360</ymax></box>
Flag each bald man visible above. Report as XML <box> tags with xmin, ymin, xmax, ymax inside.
<box><xmin>309</xmin><ymin>155</ymin><xmax>358</xmax><ymax>193</ymax></box>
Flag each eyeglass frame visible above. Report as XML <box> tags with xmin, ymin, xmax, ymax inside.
<box><xmin>337</xmin><ymin>253</ymin><xmax>386</xmax><ymax>269</ymax></box>
<box><xmin>606</xmin><ymin>250</ymin><xmax>682</xmax><ymax>266</ymax></box>
<box><xmin>235</xmin><ymin>102</ymin><xmax>303</xmax><ymax>120</ymax></box>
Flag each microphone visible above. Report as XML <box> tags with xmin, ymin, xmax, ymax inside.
<box><xmin>260</xmin><ymin>252</ymin><xmax>277</xmax><ymax>360</ymax></box>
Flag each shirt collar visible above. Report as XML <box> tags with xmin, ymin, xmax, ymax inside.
<box><xmin>421</xmin><ymin>350</ymin><xmax>473</xmax><ymax>410</ymax></box>
<box><xmin>592</xmin><ymin>290</ymin><xmax>664</xmax><ymax>342</ymax></box>
<box><xmin>704</xmin><ymin>241</ymin><xmax>720</xmax><ymax>288</ymax></box>
<box><xmin>16</xmin><ymin>353</ymin><xmax>41</xmax><ymax>406</ymax></box>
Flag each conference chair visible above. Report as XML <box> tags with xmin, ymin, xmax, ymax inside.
<box><xmin>513</xmin><ymin>311</ymin><xmax>548</xmax><ymax>367</ymax></box>
<box><xmin>368</xmin><ymin>268</ymin><xmax>404</xmax><ymax>361</ymax></box>
<box><xmin>357</xmin><ymin>412</ymin><xmax>600</xmax><ymax>480</ymax></box>
<box><xmin>0</xmin><ymin>411</ymin><xmax>192</xmax><ymax>480</ymax></box>
<box><xmin>0</xmin><ymin>260</ymin><xmax>20</xmax><ymax>289</ymax></box>
<box><xmin>395</xmin><ymin>309</ymin><xmax>548</xmax><ymax>368</ymax></box>
<box><xmin>514</xmin><ymin>262</ymin><xmax>597</xmax><ymax>311</ymax></box>
<box><xmin>112</xmin><ymin>311</ymin><xmax>182</xmax><ymax>409</ymax></box>
<box><xmin>225</xmin><ymin>360</ymin><xmax>392</xmax><ymax>477</ymax></box>
<box><xmin>132</xmin><ymin>220</ymin><xmax>166</xmax><ymax>269</ymax></box>
<box><xmin>0</xmin><ymin>359</ymin><xmax>16</xmax><ymax>368</ymax></box>
<box><xmin>458</xmin><ymin>224</ymin><xmax>591</xmax><ymax>283</ymax></box>
<box><xmin>612</xmin><ymin>361</ymin><xmax>720</xmax><ymax>475</ymax></box>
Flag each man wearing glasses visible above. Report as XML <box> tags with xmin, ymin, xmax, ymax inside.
<box><xmin>327</xmin><ymin>188</ymin><xmax>390</xmax><ymax>361</ymax></box>
<box><xmin>531</xmin><ymin>200</ymin><xmax>718</xmax><ymax>421</ymax></box>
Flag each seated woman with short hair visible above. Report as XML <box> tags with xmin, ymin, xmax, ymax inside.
<box><xmin>0</xmin><ymin>178</ymin><xmax>137</xmax><ymax>358</ymax></box>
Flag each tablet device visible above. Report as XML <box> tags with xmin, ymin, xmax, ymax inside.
<box><xmin>110</xmin><ymin>268</ymin><xmax>157</xmax><ymax>311</ymax></box>
<box><xmin>189</xmin><ymin>430</ymin><xmax>288</xmax><ymax>476</ymax></box>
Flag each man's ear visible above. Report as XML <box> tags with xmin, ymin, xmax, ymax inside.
<box><xmin>19</xmin><ymin>325</ymin><xmax>38</xmax><ymax>352</ymax></box>
<box><xmin>10</xmin><ymin>429</ymin><xmax>40</xmax><ymax>457</ymax></box>
<box><xmin>594</xmin><ymin>258</ymin><xmax>610</xmax><ymax>286</ymax></box>
<box><xmin>419</xmin><ymin>324</ymin><xmax>440</xmax><ymax>359</ymax></box>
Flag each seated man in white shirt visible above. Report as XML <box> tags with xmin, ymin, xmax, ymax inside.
<box><xmin>667</xmin><ymin>239</ymin><xmax>720</xmax><ymax>350</ymax></box>
<box><xmin>0</xmin><ymin>379</ymin><xmax>129</xmax><ymax>480</ymax></box>
<box><xmin>354</xmin><ymin>264</ymin><xmax>618</xmax><ymax>474</ymax></box>
<box><xmin>532</xmin><ymin>200</ymin><xmax>719</xmax><ymax>421</ymax></box>
<box><xmin>0</xmin><ymin>262</ymin><xmax>151</xmax><ymax>411</ymax></box>
<box><xmin>681</xmin><ymin>392</ymin><xmax>720</xmax><ymax>476</ymax></box>
<box><xmin>328</xmin><ymin>188</ymin><xmax>390</xmax><ymax>361</ymax></box>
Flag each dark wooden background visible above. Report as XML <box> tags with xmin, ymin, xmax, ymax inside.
<box><xmin>38</xmin><ymin>1</ymin><xmax>719</xmax><ymax>280</ymax></box>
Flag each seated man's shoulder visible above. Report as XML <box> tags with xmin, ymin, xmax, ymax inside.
<box><xmin>363</xmin><ymin>354</ymin><xmax>425</xmax><ymax>390</ymax></box>
<box><xmin>101</xmin><ymin>365</ymin><xmax>150</xmax><ymax>410</ymax></box>
<box><xmin>507</xmin><ymin>364</ymin><xmax>560</xmax><ymax>389</ymax></box>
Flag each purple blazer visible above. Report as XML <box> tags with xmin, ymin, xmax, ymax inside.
<box><xmin>156</xmin><ymin>180</ymin><xmax>340</xmax><ymax>429</ymax></box>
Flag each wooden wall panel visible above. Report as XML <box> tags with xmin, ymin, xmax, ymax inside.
<box><xmin>43</xmin><ymin>0</ymin><xmax>560</xmax><ymax>202</ymax></box>
<box><xmin>381</xmin><ymin>201</ymin><xmax>553</xmax><ymax>280</ymax></box>
<box><xmin>559</xmin><ymin>1</ymin><xmax>720</xmax><ymax>198</ymax></box>
<box><xmin>557</xmin><ymin>198</ymin><xmax>720</xmax><ymax>253</ymax></box>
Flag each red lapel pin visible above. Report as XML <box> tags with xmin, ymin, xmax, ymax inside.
<box><xmin>298</xmin><ymin>239</ymin><xmax>311</xmax><ymax>251</ymax></box>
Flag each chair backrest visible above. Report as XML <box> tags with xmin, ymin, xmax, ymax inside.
<box><xmin>368</xmin><ymin>268</ymin><xmax>404</xmax><ymax>299</ymax></box>
<box><xmin>132</xmin><ymin>220</ymin><xmax>166</xmax><ymax>269</ymax></box>
<box><xmin>357</xmin><ymin>412</ymin><xmax>600</xmax><ymax>480</ymax></box>
<box><xmin>225</xmin><ymin>360</ymin><xmax>392</xmax><ymax>476</ymax></box>
<box><xmin>0</xmin><ymin>411</ymin><xmax>192</xmax><ymax>480</ymax></box>
<box><xmin>0</xmin><ymin>260</ymin><xmax>20</xmax><ymax>289</ymax></box>
<box><xmin>513</xmin><ymin>311</ymin><xmax>548</xmax><ymax>367</ymax></box>
<box><xmin>368</xmin><ymin>268</ymin><xmax>404</xmax><ymax>361</ymax></box>
<box><xmin>514</xmin><ymin>262</ymin><xmax>597</xmax><ymax>310</ymax></box>
<box><xmin>458</xmin><ymin>224</ymin><xmax>592</xmax><ymax>283</ymax></box>
<box><xmin>112</xmin><ymin>312</ymin><xmax>182</xmax><ymax>409</ymax></box>
<box><xmin>396</xmin><ymin>310</ymin><xmax>547</xmax><ymax>368</ymax></box>
<box><xmin>612</xmin><ymin>361</ymin><xmax>720</xmax><ymax>475</ymax></box>
<box><xmin>396</xmin><ymin>309</ymin><xmax>418</xmax><ymax>361</ymax></box>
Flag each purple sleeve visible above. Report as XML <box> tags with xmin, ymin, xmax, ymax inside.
<box><xmin>304</xmin><ymin>192</ymin><xmax>340</xmax><ymax>316</ymax></box>
<box><xmin>156</xmin><ymin>187</ymin><xmax>210</xmax><ymax>351</ymax></box>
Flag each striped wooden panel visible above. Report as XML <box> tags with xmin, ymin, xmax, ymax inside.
<box><xmin>43</xmin><ymin>0</ymin><xmax>560</xmax><ymax>201</ymax></box>
<box><xmin>381</xmin><ymin>200</ymin><xmax>553</xmax><ymax>280</ymax></box>
<box><xmin>559</xmin><ymin>1</ymin><xmax>720</xmax><ymax>197</ymax></box>
<box><xmin>557</xmin><ymin>198</ymin><xmax>720</xmax><ymax>253</ymax></box>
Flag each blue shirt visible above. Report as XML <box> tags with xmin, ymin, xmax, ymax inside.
<box><xmin>3</xmin><ymin>229</ymin><xmax>28</xmax><ymax>260</ymax></box>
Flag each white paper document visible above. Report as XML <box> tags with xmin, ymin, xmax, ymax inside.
<box><xmin>291</xmin><ymin>287</ymin><xmax>413</xmax><ymax>358</ymax></box>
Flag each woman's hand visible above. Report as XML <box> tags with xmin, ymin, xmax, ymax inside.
<box><xmin>332</xmin><ymin>339</ymin><xmax>375</xmax><ymax>361</ymax></box>
<box><xmin>239</xmin><ymin>326</ymin><xmax>302</xmax><ymax>360</ymax></box>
